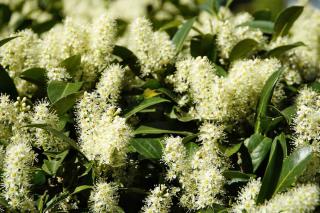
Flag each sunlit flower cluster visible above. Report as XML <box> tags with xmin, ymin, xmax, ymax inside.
<box><xmin>142</xmin><ymin>184</ymin><xmax>173</xmax><ymax>213</ymax></box>
<box><xmin>130</xmin><ymin>17</ymin><xmax>176</xmax><ymax>77</ymax></box>
<box><xmin>2</xmin><ymin>141</ymin><xmax>36</xmax><ymax>211</ymax></box>
<box><xmin>169</xmin><ymin>57</ymin><xmax>281</xmax><ymax>122</ymax></box>
<box><xmin>40</xmin><ymin>15</ymin><xmax>117</xmax><ymax>83</ymax></box>
<box><xmin>90</xmin><ymin>182</ymin><xmax>122</xmax><ymax>213</ymax></box>
<box><xmin>31</xmin><ymin>101</ymin><xmax>67</xmax><ymax>151</ymax></box>
<box><xmin>162</xmin><ymin>122</ymin><xmax>226</xmax><ymax>210</ymax></box>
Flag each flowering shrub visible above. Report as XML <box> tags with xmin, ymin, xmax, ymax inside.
<box><xmin>0</xmin><ymin>0</ymin><xmax>319</xmax><ymax>212</ymax></box>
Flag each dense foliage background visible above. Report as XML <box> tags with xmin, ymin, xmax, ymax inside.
<box><xmin>0</xmin><ymin>0</ymin><xmax>319</xmax><ymax>212</ymax></box>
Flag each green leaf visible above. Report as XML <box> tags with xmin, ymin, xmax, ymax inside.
<box><xmin>266</xmin><ymin>42</ymin><xmax>304</xmax><ymax>58</ymax></box>
<box><xmin>172</xmin><ymin>17</ymin><xmax>196</xmax><ymax>53</ymax></box>
<box><xmin>159</xmin><ymin>19</ymin><xmax>182</xmax><ymax>31</ymax></box>
<box><xmin>60</xmin><ymin>55</ymin><xmax>81</xmax><ymax>78</ymax></box>
<box><xmin>255</xmin><ymin>68</ymin><xmax>283</xmax><ymax>134</ymax></box>
<box><xmin>124</xmin><ymin>96</ymin><xmax>170</xmax><ymax>118</ymax></box>
<box><xmin>41</xmin><ymin>150</ymin><xmax>69</xmax><ymax>176</ymax></box>
<box><xmin>185</xmin><ymin>142</ymin><xmax>200</xmax><ymax>159</ymax></box>
<box><xmin>229</xmin><ymin>39</ymin><xmax>259</xmax><ymax>61</ymax></box>
<box><xmin>130</xmin><ymin>138</ymin><xmax>163</xmax><ymax>159</ymax></box>
<box><xmin>133</xmin><ymin>125</ymin><xmax>192</xmax><ymax>136</ymax></box>
<box><xmin>280</xmin><ymin>105</ymin><xmax>296</xmax><ymax>125</ymax></box>
<box><xmin>273</xmin><ymin>6</ymin><xmax>303</xmax><ymax>38</ymax></box>
<box><xmin>0</xmin><ymin>65</ymin><xmax>18</xmax><ymax>98</ymax></box>
<box><xmin>20</xmin><ymin>67</ymin><xmax>47</xmax><ymax>86</ymax></box>
<box><xmin>112</xmin><ymin>45</ymin><xmax>141</xmax><ymax>76</ymax></box>
<box><xmin>32</xmin><ymin>170</ymin><xmax>46</xmax><ymax>185</ymax></box>
<box><xmin>199</xmin><ymin>0</ymin><xmax>220</xmax><ymax>15</ymax></box>
<box><xmin>239</xmin><ymin>20</ymin><xmax>274</xmax><ymax>34</ymax></box>
<box><xmin>190</xmin><ymin>34</ymin><xmax>217</xmax><ymax>62</ymax></box>
<box><xmin>0</xmin><ymin>36</ymin><xmax>19</xmax><ymax>47</ymax></box>
<box><xmin>157</xmin><ymin>88</ymin><xmax>179</xmax><ymax>103</ymax></box>
<box><xmin>274</xmin><ymin>146</ymin><xmax>312</xmax><ymax>194</ymax></box>
<box><xmin>257</xmin><ymin>137</ymin><xmax>283</xmax><ymax>204</ymax></box>
<box><xmin>167</xmin><ymin>106</ymin><xmax>195</xmax><ymax>122</ymax></box>
<box><xmin>253</xmin><ymin>10</ymin><xmax>272</xmax><ymax>21</ymax></box>
<box><xmin>44</xmin><ymin>191</ymin><xmax>69</xmax><ymax>212</ymax></box>
<box><xmin>225</xmin><ymin>143</ymin><xmax>242</xmax><ymax>157</ymax></box>
<box><xmin>51</xmin><ymin>91</ymin><xmax>83</xmax><ymax>115</ymax></box>
<box><xmin>244</xmin><ymin>134</ymin><xmax>272</xmax><ymax>172</ymax></box>
<box><xmin>223</xmin><ymin>170</ymin><xmax>256</xmax><ymax>184</ymax></box>
<box><xmin>71</xmin><ymin>185</ymin><xmax>93</xmax><ymax>195</ymax></box>
<box><xmin>278</xmin><ymin>133</ymin><xmax>287</xmax><ymax>158</ymax></box>
<box><xmin>47</xmin><ymin>81</ymin><xmax>83</xmax><ymax>104</ymax></box>
<box><xmin>214</xmin><ymin>64</ymin><xmax>228</xmax><ymax>77</ymax></box>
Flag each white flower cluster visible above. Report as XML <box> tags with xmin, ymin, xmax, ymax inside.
<box><xmin>31</xmin><ymin>101</ymin><xmax>67</xmax><ymax>151</ymax></box>
<box><xmin>2</xmin><ymin>141</ymin><xmax>36</xmax><ymax>211</ymax></box>
<box><xmin>142</xmin><ymin>185</ymin><xmax>173</xmax><ymax>213</ymax></box>
<box><xmin>130</xmin><ymin>17</ymin><xmax>176</xmax><ymax>77</ymax></box>
<box><xmin>77</xmin><ymin>65</ymin><xmax>132</xmax><ymax>167</ymax></box>
<box><xmin>232</xmin><ymin>179</ymin><xmax>319</xmax><ymax>213</ymax></box>
<box><xmin>162</xmin><ymin>122</ymin><xmax>226</xmax><ymax>210</ymax></box>
<box><xmin>168</xmin><ymin>57</ymin><xmax>281</xmax><ymax>122</ymax></box>
<box><xmin>89</xmin><ymin>182</ymin><xmax>122</xmax><ymax>213</ymax></box>
<box><xmin>289</xmin><ymin>4</ymin><xmax>320</xmax><ymax>80</ymax></box>
<box><xmin>40</xmin><ymin>15</ymin><xmax>117</xmax><ymax>83</ymax></box>
<box><xmin>257</xmin><ymin>184</ymin><xmax>319</xmax><ymax>212</ymax></box>
<box><xmin>0</xmin><ymin>30</ymin><xmax>39</xmax><ymax>95</ymax></box>
<box><xmin>294</xmin><ymin>87</ymin><xmax>320</xmax><ymax>154</ymax></box>
<box><xmin>0</xmin><ymin>14</ymin><xmax>117</xmax><ymax>93</ymax></box>
<box><xmin>212</xmin><ymin>12</ymin><xmax>265</xmax><ymax>60</ymax></box>
<box><xmin>0</xmin><ymin>95</ymin><xmax>31</xmax><ymax>141</ymax></box>
<box><xmin>232</xmin><ymin>178</ymin><xmax>262</xmax><ymax>213</ymax></box>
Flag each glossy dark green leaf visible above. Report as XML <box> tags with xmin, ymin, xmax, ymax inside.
<box><xmin>71</xmin><ymin>185</ymin><xmax>93</xmax><ymax>195</ymax></box>
<box><xmin>44</xmin><ymin>192</ymin><xmax>69</xmax><ymax>212</ymax></box>
<box><xmin>274</xmin><ymin>146</ymin><xmax>312</xmax><ymax>194</ymax></box>
<box><xmin>190</xmin><ymin>34</ymin><xmax>217</xmax><ymax>62</ymax></box>
<box><xmin>239</xmin><ymin>20</ymin><xmax>274</xmax><ymax>34</ymax></box>
<box><xmin>124</xmin><ymin>96</ymin><xmax>170</xmax><ymax>118</ymax></box>
<box><xmin>20</xmin><ymin>67</ymin><xmax>47</xmax><ymax>86</ymax></box>
<box><xmin>229</xmin><ymin>39</ymin><xmax>259</xmax><ymax>61</ymax></box>
<box><xmin>0</xmin><ymin>36</ymin><xmax>19</xmax><ymax>47</ymax></box>
<box><xmin>185</xmin><ymin>142</ymin><xmax>199</xmax><ymax>159</ymax></box>
<box><xmin>280</xmin><ymin>105</ymin><xmax>296</xmax><ymax>125</ymax></box>
<box><xmin>214</xmin><ymin>64</ymin><xmax>228</xmax><ymax>77</ymax></box>
<box><xmin>172</xmin><ymin>17</ymin><xmax>196</xmax><ymax>53</ymax></box>
<box><xmin>157</xmin><ymin>88</ymin><xmax>179</xmax><ymax>103</ymax></box>
<box><xmin>133</xmin><ymin>125</ymin><xmax>192</xmax><ymax>136</ymax></box>
<box><xmin>47</xmin><ymin>81</ymin><xmax>83</xmax><ymax>103</ymax></box>
<box><xmin>60</xmin><ymin>55</ymin><xmax>81</xmax><ymax>77</ymax></box>
<box><xmin>113</xmin><ymin>45</ymin><xmax>141</xmax><ymax>76</ymax></box>
<box><xmin>244</xmin><ymin>133</ymin><xmax>272</xmax><ymax>172</ymax></box>
<box><xmin>130</xmin><ymin>138</ymin><xmax>163</xmax><ymax>159</ymax></box>
<box><xmin>253</xmin><ymin>10</ymin><xmax>272</xmax><ymax>21</ymax></box>
<box><xmin>51</xmin><ymin>91</ymin><xmax>82</xmax><ymax>115</ymax></box>
<box><xmin>32</xmin><ymin>170</ymin><xmax>46</xmax><ymax>185</ymax></box>
<box><xmin>0</xmin><ymin>65</ymin><xmax>18</xmax><ymax>98</ymax></box>
<box><xmin>199</xmin><ymin>0</ymin><xmax>220</xmax><ymax>15</ymax></box>
<box><xmin>273</xmin><ymin>6</ymin><xmax>303</xmax><ymax>38</ymax></box>
<box><xmin>223</xmin><ymin>170</ymin><xmax>256</xmax><ymax>184</ymax></box>
<box><xmin>266</xmin><ymin>42</ymin><xmax>304</xmax><ymax>58</ymax></box>
<box><xmin>42</xmin><ymin>149</ymin><xmax>69</xmax><ymax>176</ymax></box>
<box><xmin>257</xmin><ymin>137</ymin><xmax>283</xmax><ymax>204</ymax></box>
<box><xmin>225</xmin><ymin>143</ymin><xmax>242</xmax><ymax>157</ymax></box>
<box><xmin>159</xmin><ymin>19</ymin><xmax>182</xmax><ymax>31</ymax></box>
<box><xmin>255</xmin><ymin>68</ymin><xmax>283</xmax><ymax>133</ymax></box>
